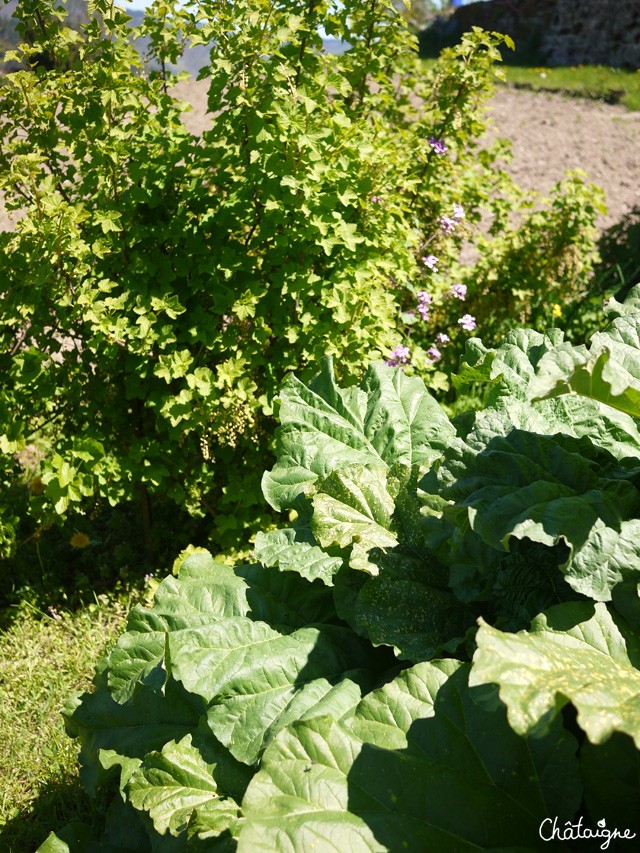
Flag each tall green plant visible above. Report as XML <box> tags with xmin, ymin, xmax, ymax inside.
<box><xmin>0</xmin><ymin>0</ymin><xmax>601</xmax><ymax>554</ymax></box>
<box><xmin>48</xmin><ymin>287</ymin><xmax>640</xmax><ymax>851</ymax></box>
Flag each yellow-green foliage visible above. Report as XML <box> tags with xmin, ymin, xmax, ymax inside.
<box><xmin>0</xmin><ymin>1</ymin><xmax>603</xmax><ymax>555</ymax></box>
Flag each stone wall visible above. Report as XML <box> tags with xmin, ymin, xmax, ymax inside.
<box><xmin>543</xmin><ymin>0</ymin><xmax>640</xmax><ymax>68</ymax></box>
<box><xmin>422</xmin><ymin>0</ymin><xmax>640</xmax><ymax>70</ymax></box>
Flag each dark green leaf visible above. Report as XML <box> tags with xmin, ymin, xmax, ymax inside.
<box><xmin>239</xmin><ymin>662</ymin><xmax>580</xmax><ymax>852</ymax></box>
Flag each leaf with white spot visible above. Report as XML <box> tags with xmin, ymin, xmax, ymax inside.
<box><xmin>470</xmin><ymin>601</ymin><xmax>640</xmax><ymax>746</ymax></box>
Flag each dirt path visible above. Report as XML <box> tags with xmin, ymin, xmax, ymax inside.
<box><xmin>484</xmin><ymin>86</ymin><xmax>640</xmax><ymax>231</ymax></box>
<box><xmin>2</xmin><ymin>81</ymin><xmax>639</xmax><ymax>233</ymax></box>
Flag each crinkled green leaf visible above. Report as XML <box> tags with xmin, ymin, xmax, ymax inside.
<box><xmin>233</xmin><ymin>562</ymin><xmax>338</xmax><ymax>628</ymax></box>
<box><xmin>99</xmin><ymin>716</ymin><xmax>252</xmax><ymax>813</ymax></box>
<box><xmin>254</xmin><ymin>527</ymin><xmax>343</xmax><ymax>586</ymax></box>
<box><xmin>125</xmin><ymin>734</ymin><xmax>240</xmax><ymax>839</ymax></box>
<box><xmin>533</xmin><ymin>347</ymin><xmax>640</xmax><ymax>420</ymax></box>
<box><xmin>568</xmin><ymin>518</ymin><xmax>640</xmax><ymax>600</ymax></box>
<box><xmin>312</xmin><ymin>464</ymin><xmax>397</xmax><ymax>573</ymax></box>
<box><xmin>239</xmin><ymin>661</ymin><xmax>580</xmax><ymax>852</ymax></box>
<box><xmin>543</xmin><ymin>394</ymin><xmax>640</xmax><ymax>463</ymax></box>
<box><xmin>107</xmin><ymin>556</ymin><xmax>252</xmax><ymax>703</ymax></box>
<box><xmin>428</xmin><ymin>418</ymin><xmax>640</xmax><ymax>602</ymax></box>
<box><xmin>63</xmin><ymin>671</ymin><xmax>205</xmax><ymax>797</ymax></box>
<box><xmin>359</xmin><ymin>362</ymin><xmax>455</xmax><ymax>469</ymax></box>
<box><xmin>603</xmin><ymin>285</ymin><xmax>640</xmax><ymax>319</ymax></box>
<box><xmin>107</xmin><ymin>553</ymin><xmax>338</xmax><ymax>702</ymax></box>
<box><xmin>107</xmin><ymin>613</ymin><xmax>172</xmax><ymax>705</ymax></box>
<box><xmin>470</xmin><ymin>601</ymin><xmax>640</xmax><ymax>746</ymax></box>
<box><xmin>100</xmin><ymin>750</ymin><xmax>143</xmax><ymax>796</ymax></box>
<box><xmin>168</xmin><ymin>619</ymin><xmax>379</xmax><ymax>764</ymax></box>
<box><xmin>345</xmin><ymin>549</ymin><xmax>471</xmax><ymax>662</ymax></box>
<box><xmin>262</xmin><ymin>358</ymin><xmax>453</xmax><ymax>512</ymax></box>
<box><xmin>456</xmin><ymin>328</ymin><xmax>566</xmax><ymax>401</ymax></box>
<box><xmin>532</xmin><ymin>287</ymin><xmax>640</xmax><ymax>419</ymax></box>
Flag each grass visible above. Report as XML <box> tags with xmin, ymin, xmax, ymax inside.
<box><xmin>0</xmin><ymin>587</ymin><xmax>150</xmax><ymax>852</ymax></box>
<box><xmin>419</xmin><ymin>18</ymin><xmax>640</xmax><ymax>112</ymax></box>
<box><xmin>502</xmin><ymin>64</ymin><xmax>640</xmax><ymax>112</ymax></box>
<box><xmin>419</xmin><ymin>56</ymin><xmax>640</xmax><ymax>112</ymax></box>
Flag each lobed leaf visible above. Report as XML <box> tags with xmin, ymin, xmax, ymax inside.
<box><xmin>106</xmin><ymin>552</ymin><xmax>339</xmax><ymax>702</ymax></box>
<box><xmin>254</xmin><ymin>527</ymin><xmax>342</xmax><ymax>586</ymax></box>
<box><xmin>262</xmin><ymin>358</ymin><xmax>453</xmax><ymax>512</ymax></box>
<box><xmin>426</xmin><ymin>411</ymin><xmax>640</xmax><ymax>602</ymax></box>
<box><xmin>470</xmin><ymin>601</ymin><xmax>640</xmax><ymax>746</ymax></box>
<box><xmin>168</xmin><ymin>618</ymin><xmax>378</xmax><ymax>764</ymax></box>
<box><xmin>125</xmin><ymin>734</ymin><xmax>240</xmax><ymax>838</ymax></box>
<box><xmin>238</xmin><ymin>661</ymin><xmax>580</xmax><ymax>852</ymax></box>
<box><xmin>336</xmin><ymin>549</ymin><xmax>470</xmax><ymax>662</ymax></box>
<box><xmin>531</xmin><ymin>285</ymin><xmax>640</xmax><ymax>419</ymax></box>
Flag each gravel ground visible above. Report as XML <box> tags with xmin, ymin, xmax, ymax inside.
<box><xmin>2</xmin><ymin>81</ymin><xmax>639</xmax><ymax>233</ymax></box>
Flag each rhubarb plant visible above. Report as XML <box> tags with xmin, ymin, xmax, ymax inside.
<box><xmin>47</xmin><ymin>287</ymin><xmax>640</xmax><ymax>851</ymax></box>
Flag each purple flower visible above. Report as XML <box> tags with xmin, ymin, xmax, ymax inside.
<box><xmin>371</xmin><ymin>195</ymin><xmax>382</xmax><ymax>203</ymax></box>
<box><xmin>436</xmin><ymin>332</ymin><xmax>450</xmax><ymax>344</ymax></box>
<box><xmin>427</xmin><ymin>346</ymin><xmax>442</xmax><ymax>362</ymax></box>
<box><xmin>449</xmin><ymin>283</ymin><xmax>467</xmax><ymax>300</ymax></box>
<box><xmin>458</xmin><ymin>314</ymin><xmax>477</xmax><ymax>331</ymax></box>
<box><xmin>452</xmin><ymin>203</ymin><xmax>465</xmax><ymax>221</ymax></box>
<box><xmin>428</xmin><ymin>137</ymin><xmax>447</xmax><ymax>155</ymax></box>
<box><xmin>385</xmin><ymin>345</ymin><xmax>411</xmax><ymax>367</ymax></box>
<box><xmin>439</xmin><ymin>215</ymin><xmax>456</xmax><ymax>234</ymax></box>
<box><xmin>417</xmin><ymin>290</ymin><xmax>432</xmax><ymax>321</ymax></box>
<box><xmin>421</xmin><ymin>254</ymin><xmax>438</xmax><ymax>272</ymax></box>
<box><xmin>417</xmin><ymin>294</ymin><xmax>431</xmax><ymax>320</ymax></box>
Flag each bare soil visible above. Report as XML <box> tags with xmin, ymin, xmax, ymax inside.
<box><xmin>2</xmin><ymin>81</ymin><xmax>639</xmax><ymax>233</ymax></box>
<box><xmin>483</xmin><ymin>87</ymin><xmax>640</xmax><ymax>231</ymax></box>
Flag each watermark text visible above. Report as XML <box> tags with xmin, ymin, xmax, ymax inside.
<box><xmin>540</xmin><ymin>817</ymin><xmax>636</xmax><ymax>850</ymax></box>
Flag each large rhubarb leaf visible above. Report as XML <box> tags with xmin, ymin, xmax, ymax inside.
<box><xmin>253</xmin><ymin>527</ymin><xmax>342</xmax><ymax>586</ymax></box>
<box><xmin>424</xmin><ymin>409</ymin><xmax>640</xmax><ymax>602</ymax></box>
<box><xmin>124</xmin><ymin>734</ymin><xmax>241</xmax><ymax>839</ymax></box>
<box><xmin>455</xmin><ymin>328</ymin><xmax>640</xmax><ymax>464</ymax></box>
<box><xmin>533</xmin><ymin>347</ymin><xmax>640</xmax><ymax>420</ymax></box>
<box><xmin>86</xmin><ymin>553</ymin><xmax>383</xmax><ymax>772</ymax></box>
<box><xmin>470</xmin><ymin>601</ymin><xmax>640</xmax><ymax>746</ymax></box>
<box><xmin>262</xmin><ymin>358</ymin><xmax>454</xmax><ymax>512</ymax></box>
<box><xmin>531</xmin><ymin>284</ymin><xmax>640</xmax><ymax>418</ymax></box>
<box><xmin>168</xmin><ymin>618</ymin><xmax>378</xmax><ymax>764</ymax></box>
<box><xmin>256</xmin><ymin>365</ymin><xmax>467</xmax><ymax>657</ymax></box>
<box><xmin>311</xmin><ymin>464</ymin><xmax>398</xmax><ymax>574</ymax></box>
<box><xmin>334</xmin><ymin>549</ymin><xmax>471</xmax><ymax>662</ymax></box>
<box><xmin>455</xmin><ymin>327</ymin><xmax>567</xmax><ymax>401</ymax></box>
<box><xmin>106</xmin><ymin>552</ymin><xmax>339</xmax><ymax>703</ymax></box>
<box><xmin>238</xmin><ymin>661</ymin><xmax>580</xmax><ymax>852</ymax></box>
<box><xmin>63</xmin><ymin>671</ymin><xmax>206</xmax><ymax>796</ymax></box>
